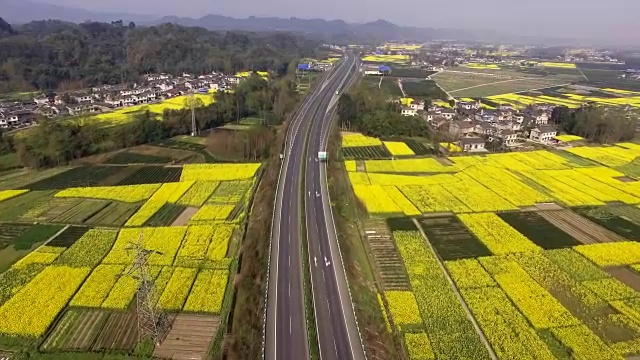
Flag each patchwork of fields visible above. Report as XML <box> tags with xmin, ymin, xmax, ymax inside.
<box><xmin>0</xmin><ymin>162</ymin><xmax>260</xmax><ymax>358</ymax></box>
<box><xmin>345</xmin><ymin>135</ymin><xmax>640</xmax><ymax>359</ymax></box>
<box><xmin>485</xmin><ymin>86</ymin><xmax>640</xmax><ymax>109</ymax></box>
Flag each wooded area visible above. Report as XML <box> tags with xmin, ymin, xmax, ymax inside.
<box><xmin>0</xmin><ymin>17</ymin><xmax>320</xmax><ymax>92</ymax></box>
<box><xmin>551</xmin><ymin>105</ymin><xmax>640</xmax><ymax>143</ymax></box>
<box><xmin>337</xmin><ymin>82</ymin><xmax>430</xmax><ymax>138</ymax></box>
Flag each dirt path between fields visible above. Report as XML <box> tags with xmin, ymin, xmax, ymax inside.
<box><xmin>172</xmin><ymin>207</ymin><xmax>198</xmax><ymax>226</ymax></box>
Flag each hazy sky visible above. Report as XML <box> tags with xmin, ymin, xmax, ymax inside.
<box><xmin>41</xmin><ymin>0</ymin><xmax>640</xmax><ymax>41</ymax></box>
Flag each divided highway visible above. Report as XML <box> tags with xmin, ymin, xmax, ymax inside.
<box><xmin>304</xmin><ymin>54</ymin><xmax>365</xmax><ymax>360</ymax></box>
<box><xmin>265</xmin><ymin>54</ymin><xmax>364</xmax><ymax>360</ymax></box>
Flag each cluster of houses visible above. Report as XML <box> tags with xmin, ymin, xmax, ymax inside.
<box><xmin>0</xmin><ymin>72</ymin><xmax>244</xmax><ymax>130</ymax></box>
<box><xmin>399</xmin><ymin>99</ymin><xmax>562</xmax><ymax>152</ymax></box>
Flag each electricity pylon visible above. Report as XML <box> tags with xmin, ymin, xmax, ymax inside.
<box><xmin>117</xmin><ymin>234</ymin><xmax>169</xmax><ymax>345</ymax></box>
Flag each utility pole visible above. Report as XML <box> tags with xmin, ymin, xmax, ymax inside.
<box><xmin>190</xmin><ymin>92</ymin><xmax>198</xmax><ymax>136</ymax></box>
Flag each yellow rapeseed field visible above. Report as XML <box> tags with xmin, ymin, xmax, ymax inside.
<box><xmin>342</xmin><ymin>133</ymin><xmax>382</xmax><ymax>147</ymax></box>
<box><xmin>55</xmin><ymin>184</ymin><xmax>161</xmax><ymax>203</ymax></box>
<box><xmin>180</xmin><ymin>163</ymin><xmax>261</xmax><ymax>181</ymax></box>
<box><xmin>383</xmin><ymin>141</ymin><xmax>415</xmax><ymax>156</ymax></box>
<box><xmin>0</xmin><ymin>266</ymin><xmax>90</xmax><ymax>337</ymax></box>
<box><xmin>384</xmin><ymin>291</ymin><xmax>423</xmax><ymax>328</ymax></box>
<box><xmin>183</xmin><ymin>269</ymin><xmax>229</xmax><ymax>313</ymax></box>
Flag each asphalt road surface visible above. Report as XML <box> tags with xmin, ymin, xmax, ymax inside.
<box><xmin>265</xmin><ymin>54</ymin><xmax>363</xmax><ymax>360</ymax></box>
<box><xmin>304</xmin><ymin>53</ymin><xmax>365</xmax><ymax>360</ymax></box>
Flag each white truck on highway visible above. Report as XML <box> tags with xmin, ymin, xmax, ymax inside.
<box><xmin>318</xmin><ymin>151</ymin><xmax>327</xmax><ymax>162</ymax></box>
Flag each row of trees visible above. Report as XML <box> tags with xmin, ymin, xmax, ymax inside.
<box><xmin>6</xmin><ymin>73</ymin><xmax>299</xmax><ymax>168</ymax></box>
<box><xmin>551</xmin><ymin>105</ymin><xmax>639</xmax><ymax>143</ymax></box>
<box><xmin>0</xmin><ymin>17</ymin><xmax>321</xmax><ymax>92</ymax></box>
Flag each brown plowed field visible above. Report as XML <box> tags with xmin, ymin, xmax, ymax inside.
<box><xmin>539</xmin><ymin>209</ymin><xmax>623</xmax><ymax>244</ymax></box>
<box><xmin>93</xmin><ymin>311</ymin><xmax>138</xmax><ymax>351</ymax></box>
<box><xmin>153</xmin><ymin>314</ymin><xmax>219</xmax><ymax>360</ymax></box>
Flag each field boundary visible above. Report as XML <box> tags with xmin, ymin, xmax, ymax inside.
<box><xmin>448</xmin><ymin>77</ymin><xmax>531</xmax><ymax>93</ymax></box>
<box><xmin>412</xmin><ymin>218</ymin><xmax>498</xmax><ymax>360</ymax></box>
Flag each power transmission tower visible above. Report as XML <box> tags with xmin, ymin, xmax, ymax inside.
<box><xmin>189</xmin><ymin>92</ymin><xmax>198</xmax><ymax>136</ymax></box>
<box><xmin>117</xmin><ymin>234</ymin><xmax>169</xmax><ymax>345</ymax></box>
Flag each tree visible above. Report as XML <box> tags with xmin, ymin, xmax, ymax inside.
<box><xmin>128</xmin><ymin>22</ymin><xmax>136</xmax><ymax>29</ymax></box>
<box><xmin>0</xmin><ymin>20</ymin><xmax>318</xmax><ymax>91</ymax></box>
<box><xmin>0</xmin><ymin>17</ymin><xmax>15</xmax><ymax>35</ymax></box>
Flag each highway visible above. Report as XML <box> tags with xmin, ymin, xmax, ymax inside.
<box><xmin>265</xmin><ymin>53</ymin><xmax>363</xmax><ymax>360</ymax></box>
<box><xmin>304</xmin><ymin>53</ymin><xmax>365</xmax><ymax>360</ymax></box>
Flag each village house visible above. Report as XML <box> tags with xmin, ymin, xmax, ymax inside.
<box><xmin>498</xmin><ymin>129</ymin><xmax>518</xmax><ymax>146</ymax></box>
<box><xmin>529</xmin><ymin>125</ymin><xmax>557</xmax><ymax>143</ymax></box>
<box><xmin>497</xmin><ymin>104</ymin><xmax>515</xmax><ymax>111</ymax></box>
<box><xmin>512</xmin><ymin>113</ymin><xmax>525</xmax><ymax>123</ymax></box>
<box><xmin>410</xmin><ymin>101</ymin><xmax>425</xmax><ymax>111</ymax></box>
<box><xmin>458</xmin><ymin>137</ymin><xmax>486</xmax><ymax>152</ymax></box>
<box><xmin>449</xmin><ymin>121</ymin><xmax>476</xmax><ymax>137</ymax></box>
<box><xmin>525</xmin><ymin>109</ymin><xmax>550</xmax><ymax>125</ymax></box>
<box><xmin>474</xmin><ymin>122</ymin><xmax>496</xmax><ymax>136</ymax></box>
<box><xmin>425</xmin><ymin>111</ymin><xmax>438</xmax><ymax>122</ymax></box>
<box><xmin>439</xmin><ymin>108</ymin><xmax>456</xmax><ymax>120</ymax></box>
<box><xmin>457</xmin><ymin>101</ymin><xmax>480</xmax><ymax>110</ymax></box>
<box><xmin>496</xmin><ymin>111</ymin><xmax>513</xmax><ymax>122</ymax></box>
<box><xmin>72</xmin><ymin>93</ymin><xmax>94</xmax><ymax>103</ymax></box>
<box><xmin>401</xmin><ymin>107</ymin><xmax>418</xmax><ymax>116</ymax></box>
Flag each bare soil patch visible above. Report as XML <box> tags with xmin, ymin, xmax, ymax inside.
<box><xmin>606</xmin><ymin>267</ymin><xmax>640</xmax><ymax>292</ymax></box>
<box><xmin>153</xmin><ymin>314</ymin><xmax>219</xmax><ymax>360</ymax></box>
<box><xmin>615</xmin><ymin>176</ymin><xmax>637</xmax><ymax>183</ymax></box>
<box><xmin>171</xmin><ymin>207</ymin><xmax>199</xmax><ymax>226</ymax></box>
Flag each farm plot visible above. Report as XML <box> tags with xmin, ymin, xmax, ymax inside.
<box><xmin>0</xmin><ymin>190</ymin><xmax>56</xmax><ymax>221</ymax></box>
<box><xmin>417</xmin><ymin>216</ymin><xmax>491</xmax><ymax>260</ymax></box>
<box><xmin>41</xmin><ymin>308</ymin><xmax>110</xmax><ymax>351</ymax></box>
<box><xmin>144</xmin><ymin>203</ymin><xmax>188</xmax><ymax>226</ymax></box>
<box><xmin>92</xmin><ymin>310</ymin><xmax>139</xmax><ymax>351</ymax></box>
<box><xmin>0</xmin><ymin>224</ymin><xmax>34</xmax><ymax>249</ymax></box>
<box><xmin>401</xmin><ymin>138</ymin><xmax>432</xmax><ymax>155</ymax></box>
<box><xmin>574</xmin><ymin>206</ymin><xmax>640</xmax><ymax>241</ymax></box>
<box><xmin>342</xmin><ymin>146</ymin><xmax>391</xmax><ymax>159</ymax></box>
<box><xmin>47</xmin><ymin>226</ymin><xmax>91</xmax><ymax>247</ymax></box>
<box><xmin>84</xmin><ymin>202</ymin><xmax>141</xmax><ymax>227</ymax></box>
<box><xmin>207</xmin><ymin>180</ymin><xmax>253</xmax><ymax>204</ymax></box>
<box><xmin>394</xmin><ymin>230</ymin><xmax>491</xmax><ymax>359</ymax></box>
<box><xmin>402</xmin><ymin>80</ymin><xmax>447</xmax><ymax>98</ymax></box>
<box><xmin>53</xmin><ymin>200</ymin><xmax>111</xmax><ymax>224</ymax></box>
<box><xmin>153</xmin><ymin>138</ymin><xmax>207</xmax><ymax>152</ymax></box>
<box><xmin>364</xmin><ymin>219</ymin><xmax>410</xmax><ymax>290</ymax></box>
<box><xmin>23</xmin><ymin>166</ymin><xmax>129</xmax><ymax>190</ymax></box>
<box><xmin>539</xmin><ymin>209</ymin><xmax>623</xmax><ymax>244</ymax></box>
<box><xmin>498</xmin><ymin>211</ymin><xmax>581</xmax><ymax>249</ymax></box>
<box><xmin>153</xmin><ymin>314</ymin><xmax>219</xmax><ymax>360</ymax></box>
<box><xmin>453</xmin><ymin>78</ymin><xmax>569</xmax><ymax>98</ymax></box>
<box><xmin>117</xmin><ymin>166</ymin><xmax>182</xmax><ymax>185</ymax></box>
<box><xmin>105</xmin><ymin>152</ymin><xmax>172</xmax><ymax>165</ymax></box>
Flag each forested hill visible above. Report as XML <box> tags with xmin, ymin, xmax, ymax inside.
<box><xmin>0</xmin><ymin>18</ymin><xmax>321</xmax><ymax>92</ymax></box>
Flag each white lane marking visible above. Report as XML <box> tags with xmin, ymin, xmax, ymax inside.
<box><xmin>318</xmin><ymin>55</ymin><xmax>362</xmax><ymax>360</ymax></box>
<box><xmin>289</xmin><ymin>316</ymin><xmax>292</xmax><ymax>334</ymax></box>
<box><xmin>269</xmin><ymin>67</ymin><xmax>327</xmax><ymax>360</ymax></box>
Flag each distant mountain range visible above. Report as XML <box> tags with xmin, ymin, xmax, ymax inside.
<box><xmin>0</xmin><ymin>0</ymin><xmax>599</xmax><ymax>46</ymax></box>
